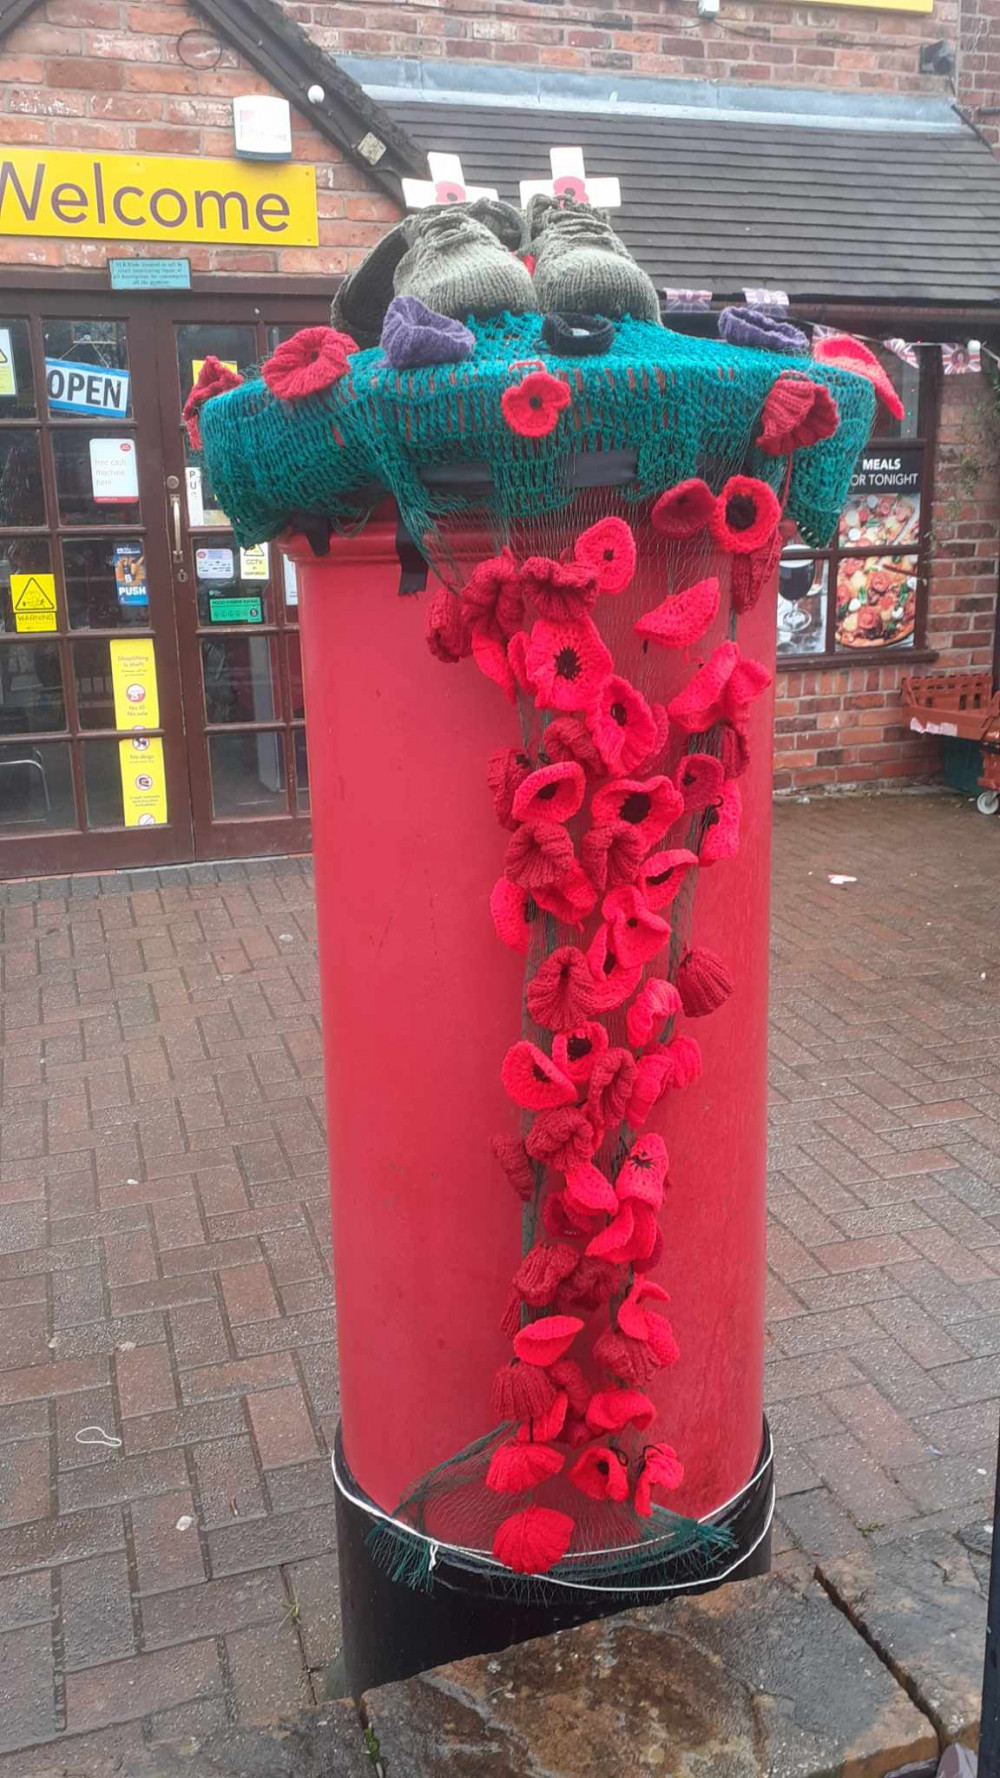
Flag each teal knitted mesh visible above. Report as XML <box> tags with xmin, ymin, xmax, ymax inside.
<box><xmin>199</xmin><ymin>312</ymin><xmax>875</xmax><ymax>554</ymax></box>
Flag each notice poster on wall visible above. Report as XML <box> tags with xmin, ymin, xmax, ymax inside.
<box><xmin>196</xmin><ymin>546</ymin><xmax>235</xmax><ymax>581</ymax></box>
<box><xmin>0</xmin><ymin>327</ymin><xmax>16</xmax><ymax>398</ymax></box>
<box><xmin>239</xmin><ymin>544</ymin><xmax>269</xmax><ymax>580</ymax></box>
<box><xmin>185</xmin><ymin>465</ymin><xmax>205</xmax><ymax>526</ymax></box>
<box><xmin>109</xmin><ymin>636</ymin><xmax>160</xmax><ymax>729</ymax></box>
<box><xmin>282</xmin><ymin>555</ymin><xmax>298</xmax><ymax>606</ymax></box>
<box><xmin>118</xmin><ymin>734</ymin><xmax>167</xmax><ymax>826</ymax></box>
<box><xmin>839</xmin><ymin>445</ymin><xmax>921</xmax><ymax>550</ymax></box>
<box><xmin>90</xmin><ymin>437</ymin><xmax>139</xmax><ymax>502</ymax></box>
<box><xmin>114</xmin><ymin>542</ymin><xmax>148</xmax><ymax>608</ymax></box>
<box><xmin>11</xmin><ymin>571</ymin><xmax>57</xmax><ymax>634</ymax></box>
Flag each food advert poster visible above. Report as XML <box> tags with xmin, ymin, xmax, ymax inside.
<box><xmin>836</xmin><ymin>446</ymin><xmax>921</xmax><ymax>649</ymax></box>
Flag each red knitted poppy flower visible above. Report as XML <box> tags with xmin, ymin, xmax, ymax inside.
<box><xmin>616</xmin><ymin>1133</ymin><xmax>670</xmax><ymax>1208</ymax></box>
<box><xmin>627</xmin><ymin>977</ymin><xmax>683</xmax><ymax>1049</ymax></box>
<box><xmin>587</xmin><ymin>676</ymin><xmax>658</xmax><ymax>775</ymax></box>
<box><xmin>461</xmin><ymin>550</ymin><xmax>523</xmax><ymax>641</ymax></box>
<box><xmin>493</xmin><ymin>1505</ymin><xmax>575</xmax><ymax>1573</ymax></box>
<box><xmin>501</xmin><ymin>1040</ymin><xmax>577</xmax><ymax>1111</ymax></box>
<box><xmin>507</xmin><ymin>629</ymin><xmax>533</xmax><ymax>692</ymax></box>
<box><xmin>490</xmin><ymin>877</ymin><xmax>536</xmax><ymax>953</ymax></box>
<box><xmin>667</xmin><ymin>642</ymin><xmax>739</xmax><ymax>735</ymax></box>
<box><xmin>525</xmin><ymin>616</ymin><xmax>613</xmax><ymax>714</ymax></box>
<box><xmin>526</xmin><ymin>1105</ymin><xmax>599</xmax><ymax>1173</ymax></box>
<box><xmin>675</xmin><ymin>752</ymin><xmax>726</xmax><ymax>812</ymax></box>
<box><xmin>552</xmin><ymin>1021</ymin><xmax>609</xmax><ymax>1083</ymax></box>
<box><xmin>531</xmin><ymin>862</ymin><xmax>598</xmax><ymax>927</ymax></box>
<box><xmin>569</xmin><ymin>1444</ymin><xmax>630</xmax><ymax>1502</ymax></box>
<box><xmin>634</xmin><ymin>1443</ymin><xmax>684</xmax><ymax>1516</ymax></box>
<box><xmin>651</xmin><ymin>478</ymin><xmax>714</xmax><ymax>540</ymax></box>
<box><xmin>487</xmin><ymin>747</ymin><xmax>534</xmax><ymax>829</ymax></box>
<box><xmin>501</xmin><ymin>370</ymin><xmax>572</xmax><ymax>439</ymax></box>
<box><xmin>590</xmin><ymin>776</ymin><xmax>684</xmax><ymax>849</ymax></box>
<box><xmin>491</xmin><ymin>1361</ymin><xmax>557</xmax><ymax>1421</ymax></box>
<box><xmin>618</xmin><ymin>1280</ymin><xmax>678</xmax><ymax>1362</ymax></box>
<box><xmin>720</xmin><ymin>722</ymin><xmax>750</xmax><ymax>780</ymax></box>
<box><xmin>592</xmin><ymin>1327</ymin><xmax>661</xmax><ymax>1386</ymax></box>
<box><xmin>700</xmin><ymin>779</ymin><xmax>742</xmax><ymax>866</ymax></box>
<box><xmin>262</xmin><ymin>326</ymin><xmax>356</xmax><ymax>401</ymax></box>
<box><xmin>659</xmin><ymin>1033</ymin><xmax>703</xmax><ymax>1088</ymax></box>
<box><xmin>564</xmin><ymin>1160</ymin><xmax>617</xmax><ymax>1216</ymax></box>
<box><xmin>512</xmin><ymin>1243</ymin><xmax>580</xmax><ymax>1308</ymax></box>
<box><xmin>425</xmin><ymin>586</ymin><xmax>472</xmax><ymax>664</ymax></box>
<box><xmin>512</xmin><ymin>761</ymin><xmax>586</xmax><ymax>825</ymax></box>
<box><xmin>587</xmin><ymin>1047</ymin><xmax>637</xmax><ymax>1131</ymax></box>
<box><xmin>638</xmin><ymin>848</ymin><xmax>698</xmax><ymax>913</ymax></box>
<box><xmin>601</xmin><ymin>886</ymin><xmax>670</xmax><ymax>967</ymax></box>
<box><xmin>811</xmin><ymin>333</ymin><xmax>904</xmax><ymax>422</ymax></box>
<box><xmin>526</xmin><ymin>945</ymin><xmax>604</xmax><ymax>1031</ymax></box>
<box><xmin>625</xmin><ymin>1050</ymin><xmax>673</xmax><ymax>1127</ymax></box>
<box><xmin>542</xmin><ymin>716</ymin><xmax>605</xmax><ymax>778</ymax></box>
<box><xmin>585</xmin><ymin>924</ymin><xmax>643</xmax><ymax>1012</ymax></box>
<box><xmin>486</xmin><ymin>1440</ymin><xmax>565</xmax><ymax>1493</ymax></box>
<box><xmin>757</xmin><ymin>374</ymin><xmax>839</xmax><ymax>456</ymax></box>
<box><xmin>558</xmin><ymin>1255</ymin><xmax>619</xmax><ymax>1314</ymax></box>
<box><xmin>585</xmin><ymin>1389</ymin><xmax>657</xmax><ymax>1435</ymax></box>
<box><xmin>519</xmin><ymin>556</ymin><xmax>598</xmax><ymax>623</ymax></box>
<box><xmin>491</xmin><ymin>1133</ymin><xmax>535</xmax><ymax>1202</ymax></box>
<box><xmin>677</xmin><ymin>946</ymin><xmax>734</xmax><ymax>1017</ymax></box>
<box><xmin>731</xmin><ymin>527</ymin><xmax>782</xmax><ymax>618</ymax></box>
<box><xmin>635</xmin><ymin>577</ymin><xmax>720</xmax><ymax>652</ymax></box>
<box><xmin>585</xmin><ymin>1199</ymin><xmax>637</xmax><ymax>1262</ymax></box>
<box><xmin>513</xmin><ymin>1313</ymin><xmax>584</xmax><ymax>1368</ymax></box>
<box><xmin>543</xmin><ymin>1190</ymin><xmax>602</xmax><ymax>1241</ymax></box>
<box><xmin>724</xmin><ymin>655</ymin><xmax>772</xmax><ymax>727</ymax></box>
<box><xmin>182</xmin><ymin>355</ymin><xmax>243</xmax><ymax>449</ymax></box>
<box><xmin>517</xmin><ymin>1390</ymin><xmax>569</xmax><ymax>1444</ymax></box>
<box><xmin>573</xmin><ymin>517</ymin><xmax>637</xmax><ymax>596</ymax></box>
<box><xmin>505</xmin><ymin>820</ymin><xmax>576</xmax><ymax>892</ymax></box>
<box><xmin>548</xmin><ymin>1357</ymin><xmax>593</xmax><ymax>1417</ymax></box>
<box><xmin>709</xmin><ymin>476</ymin><xmax>782</xmax><ymax>556</ymax></box>
<box><xmin>471</xmin><ymin>631</ymin><xmax>517</xmax><ymax>704</ymax></box>
<box><xmin>580</xmin><ymin>822</ymin><xmax>645</xmax><ymax>894</ymax></box>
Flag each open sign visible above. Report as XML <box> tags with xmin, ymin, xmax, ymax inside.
<box><xmin>46</xmin><ymin>357</ymin><xmax>130</xmax><ymax>417</ymax></box>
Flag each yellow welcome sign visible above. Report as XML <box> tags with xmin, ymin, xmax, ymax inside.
<box><xmin>0</xmin><ymin>149</ymin><xmax>317</xmax><ymax>246</ymax></box>
<box><xmin>772</xmin><ymin>0</ymin><xmax>931</xmax><ymax>9</ymax></box>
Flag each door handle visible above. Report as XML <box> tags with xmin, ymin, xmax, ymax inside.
<box><xmin>170</xmin><ymin>494</ymin><xmax>184</xmax><ymax>563</ymax></box>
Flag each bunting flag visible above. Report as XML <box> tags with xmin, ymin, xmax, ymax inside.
<box><xmin>662</xmin><ymin>289</ymin><xmax>712</xmax><ymax>312</ymax></box>
<box><xmin>942</xmin><ymin>340</ymin><xmax>981</xmax><ymax>375</ymax></box>
<box><xmin>743</xmin><ymin>288</ymin><xmax>789</xmax><ymax>314</ymax></box>
<box><xmin>884</xmin><ymin>337</ymin><xmax>920</xmax><ymax>369</ymax></box>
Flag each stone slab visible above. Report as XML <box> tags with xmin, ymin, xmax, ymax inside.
<box><xmin>364</xmin><ymin>1567</ymin><xmax>938</xmax><ymax>1777</ymax></box>
<box><xmin>0</xmin><ymin>1704</ymin><xmax>371</xmax><ymax>1778</ymax></box>
<box><xmin>820</xmin><ymin>1530</ymin><xmax>987</xmax><ymax>1748</ymax></box>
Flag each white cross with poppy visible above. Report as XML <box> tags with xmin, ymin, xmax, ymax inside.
<box><xmin>400</xmin><ymin>152</ymin><xmax>499</xmax><ymax>210</ymax></box>
<box><xmin>519</xmin><ymin>147</ymin><xmax>621</xmax><ymax>210</ymax></box>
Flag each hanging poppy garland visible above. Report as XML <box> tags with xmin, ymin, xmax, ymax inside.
<box><xmin>423</xmin><ymin>476</ymin><xmax>779</xmax><ymax>1579</ymax></box>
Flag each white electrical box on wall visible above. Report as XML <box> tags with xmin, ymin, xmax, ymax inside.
<box><xmin>232</xmin><ymin>95</ymin><xmax>293</xmax><ymax>160</ymax></box>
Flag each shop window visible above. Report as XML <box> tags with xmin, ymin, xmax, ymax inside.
<box><xmin>778</xmin><ymin>345</ymin><xmax>932</xmax><ymax>663</ymax></box>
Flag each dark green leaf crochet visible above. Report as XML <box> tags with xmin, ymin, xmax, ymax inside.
<box><xmin>199</xmin><ymin>312</ymin><xmax>875</xmax><ymax>552</ymax></box>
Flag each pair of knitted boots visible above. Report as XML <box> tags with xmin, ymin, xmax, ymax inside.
<box><xmin>333</xmin><ymin>194</ymin><xmax>660</xmax><ymax>349</ymax></box>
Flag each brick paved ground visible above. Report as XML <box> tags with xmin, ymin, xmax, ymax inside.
<box><xmin>0</xmin><ymin>794</ymin><xmax>997</xmax><ymax>1769</ymax></box>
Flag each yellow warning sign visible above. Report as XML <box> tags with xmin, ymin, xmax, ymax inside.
<box><xmin>119</xmin><ymin>734</ymin><xmax>167</xmax><ymax>827</ymax></box>
<box><xmin>11</xmin><ymin>572</ymin><xmax>57</xmax><ymax>633</ymax></box>
<box><xmin>109</xmin><ymin>636</ymin><xmax>159</xmax><ymax>729</ymax></box>
<box><xmin>192</xmin><ymin>357</ymin><xmax>237</xmax><ymax>385</ymax></box>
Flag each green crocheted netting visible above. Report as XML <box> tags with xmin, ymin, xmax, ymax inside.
<box><xmin>199</xmin><ymin>312</ymin><xmax>875</xmax><ymax>552</ymax></box>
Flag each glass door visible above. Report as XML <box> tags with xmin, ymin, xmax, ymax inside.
<box><xmin>0</xmin><ymin>301</ymin><xmax>193</xmax><ymax>878</ymax></box>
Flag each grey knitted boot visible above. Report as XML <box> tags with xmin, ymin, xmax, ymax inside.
<box><xmin>527</xmin><ymin>194</ymin><xmax>660</xmax><ymax>325</ymax></box>
<box><xmin>332</xmin><ymin>198</ymin><xmax>528</xmax><ymax>348</ymax></box>
<box><xmin>393</xmin><ymin>205</ymin><xmax>535</xmax><ymax>322</ymax></box>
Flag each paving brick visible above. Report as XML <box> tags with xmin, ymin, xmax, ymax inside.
<box><xmin>805</xmin><ymin>1432</ymin><xmax>917</xmax><ymax>1528</ymax></box>
<box><xmin>115</xmin><ymin>1344</ymin><xmax>177</xmax><ymax>1419</ymax></box>
<box><xmin>168</xmin><ymin>1298</ymin><xmax>230</xmax><ymax>1369</ymax></box>
<box><xmin>286</xmin><ymin>1554</ymin><xmax>341</xmax><ymax>1669</ymax></box>
<box><xmin>0</xmin><ymin>1568</ymin><xmax>51</xmax><ymax>1632</ymax></box>
<box><xmin>142</xmin><ymin>1569</ymin><xmax>283</xmax><ymax>1648</ymax></box>
<box><xmin>180</xmin><ymin>1352</ymin><xmax>298</xmax><ymax>1404</ymax></box>
<box><xmin>64</xmin><ymin>1639</ymin><xmax>221</xmax><ymax>1732</ymax></box>
<box><xmin>224</xmin><ymin>1620</ymin><xmax>311</xmax><ymax>1726</ymax></box>
<box><xmin>0</xmin><ymin>1437</ymin><xmax>51</xmax><ymax>1526</ymax></box>
<box><xmin>193</xmin><ymin>1435</ymin><xmax>266</xmax><ymax>1526</ymax></box>
<box><xmin>131</xmin><ymin>1490</ymin><xmax>206</xmax><ymax>1594</ymax></box>
<box><xmin>59</xmin><ymin>1447</ymin><xmax>188</xmax><ymax>1512</ymax></box>
<box><xmin>0</xmin><ymin>1357</ymin><xmax>106</xmax><ymax>1406</ymax></box>
<box><xmin>247</xmin><ymin>1383</ymin><xmax>319</xmax><ymax>1469</ymax></box>
<box><xmin>0</xmin><ymin>1623</ymin><xmax>57</xmax><ymax>1750</ymax></box>
<box><xmin>60</xmin><ymin>1551</ymin><xmax>134</xmax><ymax>1668</ymax></box>
<box><xmin>0</xmin><ymin>1505</ymin><xmax>123</xmax><ymax>1574</ymax></box>
<box><xmin>220</xmin><ymin>1260</ymin><xmax>280</xmax><ymax>1325</ymax></box>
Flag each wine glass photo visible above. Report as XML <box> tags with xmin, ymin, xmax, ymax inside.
<box><xmin>778</xmin><ymin>553</ymin><xmax>823</xmax><ymax>639</ymax></box>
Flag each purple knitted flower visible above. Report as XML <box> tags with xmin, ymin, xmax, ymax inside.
<box><xmin>718</xmin><ymin>305</ymin><xmax>809</xmax><ymax>357</ymax></box>
<box><xmin>380</xmin><ymin>296</ymin><xmax>476</xmax><ymax>370</ymax></box>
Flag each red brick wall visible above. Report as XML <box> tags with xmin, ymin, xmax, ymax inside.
<box><xmin>0</xmin><ymin>0</ymin><xmax>401</xmax><ymax>276</ymax></box>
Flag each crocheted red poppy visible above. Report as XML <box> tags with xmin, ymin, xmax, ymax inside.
<box><xmin>525</xmin><ymin>616</ymin><xmax>613</xmax><ymax>714</ymax></box>
<box><xmin>512</xmin><ymin>1243</ymin><xmax>580</xmax><ymax>1308</ymax></box>
<box><xmin>490</xmin><ymin>1134</ymin><xmax>535</xmax><ymax>1202</ymax></box>
<box><xmin>580</xmin><ymin>822</ymin><xmax>645</xmax><ymax>894</ymax></box>
<box><xmin>543</xmin><ymin>1190</ymin><xmax>602</xmax><ymax>1241</ymax></box>
<box><xmin>700</xmin><ymin>780</ymin><xmax>741</xmax><ymax>866</ymax></box>
<box><xmin>526</xmin><ymin>945</ymin><xmax>604</xmax><ymax>1031</ymax></box>
<box><xmin>505</xmin><ymin>820</ymin><xmax>576</xmax><ymax>892</ymax></box>
<box><xmin>573</xmin><ymin>517</ymin><xmax>637</xmax><ymax>596</ymax></box>
<box><xmin>637</xmin><ymin>848</ymin><xmax>698</xmax><ymax>913</ymax></box>
<box><xmin>552</xmin><ymin>1021</ymin><xmax>609</xmax><ymax>1083</ymax></box>
<box><xmin>626</xmin><ymin>977</ymin><xmax>683</xmax><ymax>1050</ymax></box>
<box><xmin>651</xmin><ymin>478</ymin><xmax>714</xmax><ymax>540</ymax></box>
<box><xmin>587</xmin><ymin>676</ymin><xmax>658</xmax><ymax>775</ymax></box>
<box><xmin>517</xmin><ymin>1390</ymin><xmax>569</xmax><ymax>1444</ymax></box>
<box><xmin>491</xmin><ymin>1361</ymin><xmax>557</xmax><ymax>1421</ymax></box>
<box><xmin>182</xmin><ymin>355</ymin><xmax>243</xmax><ymax>450</ymax></box>
<box><xmin>548</xmin><ymin>1357</ymin><xmax>593</xmax><ymax>1417</ymax></box>
<box><xmin>486</xmin><ymin>1441</ymin><xmax>565</xmax><ymax>1493</ymax></box>
<box><xmin>563</xmin><ymin>1160</ymin><xmax>617</xmax><ymax>1216</ymax></box>
<box><xmin>526</xmin><ymin>1105</ymin><xmax>599</xmax><ymax>1172</ymax></box>
<box><xmin>487</xmin><ymin>747</ymin><xmax>534</xmax><ymax>829</ymax></box>
<box><xmin>592</xmin><ymin>1327</ymin><xmax>660</xmax><ymax>1386</ymax></box>
<box><xmin>709</xmin><ymin>476</ymin><xmax>782</xmax><ymax>556</ymax></box>
<box><xmin>720</xmin><ymin>722</ymin><xmax>750</xmax><ymax>780</ymax></box>
<box><xmin>585</xmin><ymin>1389</ymin><xmax>657</xmax><ymax>1435</ymax></box>
<box><xmin>585</xmin><ymin>925</ymin><xmax>643</xmax><ymax>1012</ymax></box>
<box><xmin>587</xmin><ymin>1048</ymin><xmax>638</xmax><ymax>1131</ymax></box>
<box><xmin>543</xmin><ymin>716</ymin><xmax>604</xmax><ymax>778</ymax></box>
<box><xmin>724</xmin><ymin>655</ymin><xmax>772</xmax><ymax>728</ymax></box>
<box><xmin>618</xmin><ymin>1282</ymin><xmax>679</xmax><ymax>1367</ymax></box>
<box><xmin>590</xmin><ymin>776</ymin><xmax>684</xmax><ymax>849</ymax></box>
<box><xmin>500</xmin><ymin>369</ymin><xmax>572</xmax><ymax>439</ymax></box>
<box><xmin>532</xmin><ymin>862</ymin><xmax>598</xmax><ymax>927</ymax></box>
<box><xmin>616</xmin><ymin>1133</ymin><xmax>670</xmax><ymax>1208</ymax></box>
<box><xmin>512</xmin><ymin>761</ymin><xmax>586</xmax><ymax>825</ymax></box>
<box><xmin>501</xmin><ymin>1041</ymin><xmax>578</xmax><ymax>1111</ymax></box>
<box><xmin>634</xmin><ymin>1219</ymin><xmax>665</xmax><ymax>1276</ymax></box>
<box><xmin>262</xmin><ymin>326</ymin><xmax>356</xmax><ymax>401</ymax></box>
<box><xmin>557</xmin><ymin>1257</ymin><xmax>619</xmax><ymax>1315</ymax></box>
<box><xmin>513</xmin><ymin>1314</ymin><xmax>584</xmax><ymax>1368</ymax></box>
<box><xmin>634</xmin><ymin>1443</ymin><xmax>684</xmax><ymax>1517</ymax></box>
<box><xmin>675</xmin><ymin>752</ymin><xmax>725</xmax><ymax>812</ymax></box>
<box><xmin>493</xmin><ymin>1505</ymin><xmax>575</xmax><ymax>1573</ymax></box>
<box><xmin>507</xmin><ymin>629</ymin><xmax>533</xmax><ymax>692</ymax></box>
<box><xmin>585</xmin><ymin>1199</ymin><xmax>637</xmax><ymax>1262</ymax></box>
<box><xmin>625</xmin><ymin>1050</ymin><xmax>673</xmax><ymax>1127</ymax></box>
<box><xmin>811</xmin><ymin>333</ymin><xmax>904</xmax><ymax>422</ymax></box>
<box><xmin>569</xmin><ymin>1444</ymin><xmax>630</xmax><ymax>1502</ymax></box>
<box><xmin>601</xmin><ymin>886</ymin><xmax>671</xmax><ymax>968</ymax></box>
<box><xmin>490</xmin><ymin>878</ymin><xmax>536</xmax><ymax>953</ymax></box>
<box><xmin>425</xmin><ymin>587</ymin><xmax>472</xmax><ymax>664</ymax></box>
<box><xmin>731</xmin><ymin>525</ymin><xmax>782</xmax><ymax>618</ymax></box>
<box><xmin>635</xmin><ymin>577</ymin><xmax>720</xmax><ymax>652</ymax></box>
<box><xmin>461</xmin><ymin>550</ymin><xmax>523</xmax><ymax>641</ymax></box>
<box><xmin>757</xmin><ymin>374</ymin><xmax>839</xmax><ymax>456</ymax></box>
<box><xmin>519</xmin><ymin>556</ymin><xmax>598</xmax><ymax>623</ymax></box>
<box><xmin>471</xmin><ymin>631</ymin><xmax>516</xmax><ymax>704</ymax></box>
<box><xmin>660</xmin><ymin>1033</ymin><xmax>703</xmax><ymax>1088</ymax></box>
<box><xmin>677</xmin><ymin>946</ymin><xmax>734</xmax><ymax>1017</ymax></box>
<box><xmin>667</xmin><ymin>642</ymin><xmax>739</xmax><ymax>735</ymax></box>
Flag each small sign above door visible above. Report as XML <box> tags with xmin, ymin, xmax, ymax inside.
<box><xmin>110</xmin><ymin>258</ymin><xmax>191</xmax><ymax>290</ymax></box>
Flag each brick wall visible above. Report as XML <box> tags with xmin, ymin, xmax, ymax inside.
<box><xmin>0</xmin><ymin>0</ymin><xmax>401</xmax><ymax>277</ymax></box>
